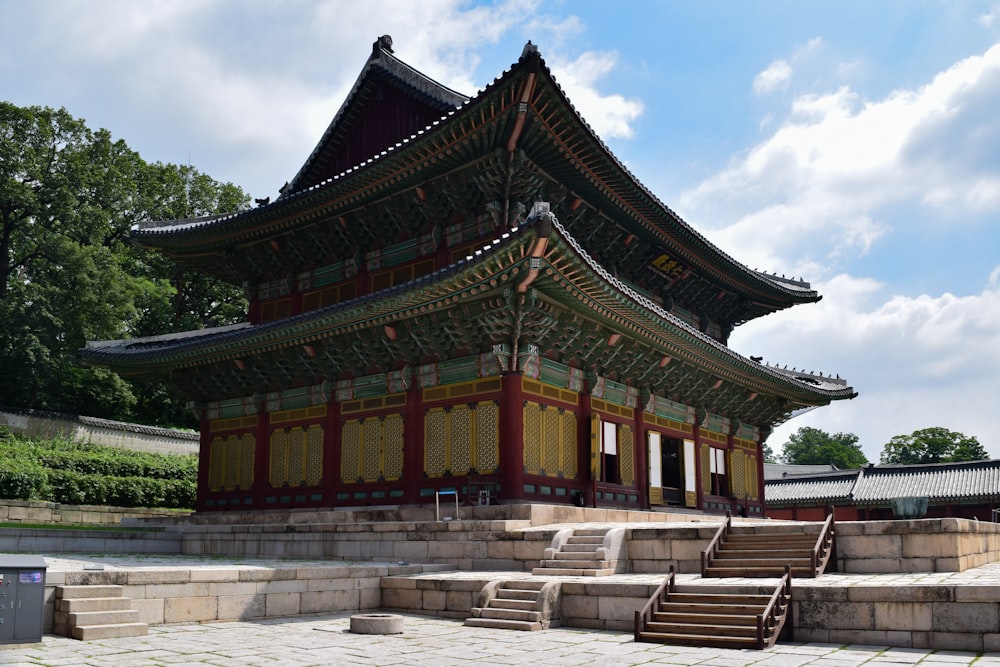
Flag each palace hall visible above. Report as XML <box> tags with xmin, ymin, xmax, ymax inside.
<box><xmin>82</xmin><ymin>37</ymin><xmax>855</xmax><ymax>515</ymax></box>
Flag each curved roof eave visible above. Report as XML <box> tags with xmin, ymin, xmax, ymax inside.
<box><xmin>131</xmin><ymin>43</ymin><xmax>816</xmax><ymax>307</ymax></box>
<box><xmin>89</xmin><ymin>213</ymin><xmax>855</xmax><ymax>405</ymax></box>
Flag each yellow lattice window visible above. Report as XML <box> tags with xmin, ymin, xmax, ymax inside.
<box><xmin>423</xmin><ymin>402</ymin><xmax>498</xmax><ymax>478</ymax></box>
<box><xmin>208</xmin><ymin>433</ymin><xmax>255</xmax><ymax>492</ymax></box>
<box><xmin>476</xmin><ymin>402</ymin><xmax>500</xmax><ymax>472</ymax></box>
<box><xmin>341</xmin><ymin>415</ymin><xmax>405</xmax><ymax>483</ymax></box>
<box><xmin>618</xmin><ymin>423</ymin><xmax>634</xmax><ymax>486</ymax></box>
<box><xmin>745</xmin><ymin>452</ymin><xmax>759</xmax><ymax>500</ymax></box>
<box><xmin>524</xmin><ymin>401</ymin><xmax>577</xmax><ymax>478</ymax></box>
<box><xmin>269</xmin><ymin>424</ymin><xmax>323</xmax><ymax>488</ymax></box>
<box><xmin>730</xmin><ymin>449</ymin><xmax>747</xmax><ymax>498</ymax></box>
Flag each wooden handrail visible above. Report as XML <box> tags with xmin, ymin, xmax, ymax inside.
<box><xmin>756</xmin><ymin>564</ymin><xmax>792</xmax><ymax>649</ymax></box>
<box><xmin>701</xmin><ymin>510</ymin><xmax>731</xmax><ymax>577</ymax></box>
<box><xmin>811</xmin><ymin>509</ymin><xmax>835</xmax><ymax>575</ymax></box>
<box><xmin>634</xmin><ymin>565</ymin><xmax>675</xmax><ymax>641</ymax></box>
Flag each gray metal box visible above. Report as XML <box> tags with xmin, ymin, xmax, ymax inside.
<box><xmin>0</xmin><ymin>555</ymin><xmax>47</xmax><ymax>643</ymax></box>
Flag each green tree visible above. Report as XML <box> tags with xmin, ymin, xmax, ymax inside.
<box><xmin>880</xmin><ymin>427</ymin><xmax>988</xmax><ymax>465</ymax></box>
<box><xmin>761</xmin><ymin>441</ymin><xmax>777</xmax><ymax>464</ymax></box>
<box><xmin>0</xmin><ymin>102</ymin><xmax>249</xmax><ymax>426</ymax></box>
<box><xmin>780</xmin><ymin>426</ymin><xmax>869</xmax><ymax>469</ymax></box>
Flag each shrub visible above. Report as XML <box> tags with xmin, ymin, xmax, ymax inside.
<box><xmin>0</xmin><ymin>459</ymin><xmax>48</xmax><ymax>500</ymax></box>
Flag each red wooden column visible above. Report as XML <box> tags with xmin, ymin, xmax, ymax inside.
<box><xmin>498</xmin><ymin>372</ymin><xmax>524</xmax><ymax>502</ymax></box>
<box><xmin>403</xmin><ymin>382</ymin><xmax>424</xmax><ymax>504</ymax></box>
<box><xmin>195</xmin><ymin>410</ymin><xmax>212</xmax><ymax>512</ymax></box>
<box><xmin>693</xmin><ymin>427</ymin><xmax>704</xmax><ymax>512</ymax></box>
<box><xmin>323</xmin><ymin>396</ymin><xmax>342</xmax><ymax>506</ymax></box>
<box><xmin>756</xmin><ymin>436</ymin><xmax>767</xmax><ymax>517</ymax></box>
<box><xmin>252</xmin><ymin>410</ymin><xmax>271</xmax><ymax>509</ymax></box>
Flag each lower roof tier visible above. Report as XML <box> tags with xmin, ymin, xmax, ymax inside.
<box><xmin>82</xmin><ymin>212</ymin><xmax>855</xmax><ymax>428</ymax></box>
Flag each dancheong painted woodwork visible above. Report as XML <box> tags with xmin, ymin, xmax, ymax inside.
<box><xmin>82</xmin><ymin>36</ymin><xmax>855</xmax><ymax>515</ymax></box>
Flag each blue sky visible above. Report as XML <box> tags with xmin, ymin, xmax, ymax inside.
<box><xmin>3</xmin><ymin>1</ymin><xmax>999</xmax><ymax>462</ymax></box>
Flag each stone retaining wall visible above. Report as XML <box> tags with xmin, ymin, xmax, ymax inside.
<box><xmin>41</xmin><ymin>563</ymin><xmax>445</xmax><ymax>633</ymax></box>
<box><xmin>0</xmin><ymin>526</ymin><xmax>182</xmax><ymax>555</ymax></box>
<box><xmin>0</xmin><ymin>499</ymin><xmax>191</xmax><ymax>526</ymax></box>
<box><xmin>795</xmin><ymin>583</ymin><xmax>1000</xmax><ymax>652</ymax></box>
<box><xmin>380</xmin><ymin>574</ymin><xmax>663</xmax><ymax>632</ymax></box>
<box><xmin>835</xmin><ymin>518</ymin><xmax>1000</xmax><ymax>573</ymax></box>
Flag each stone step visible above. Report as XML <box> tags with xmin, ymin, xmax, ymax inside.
<box><xmin>464</xmin><ymin>617</ymin><xmax>541</xmax><ymax>631</ymax></box>
<box><xmin>566</xmin><ymin>535</ymin><xmax>604</xmax><ymax>545</ymax></box>
<box><xmin>56</xmin><ymin>585</ymin><xmax>125</xmax><ymax>600</ymax></box>
<box><xmin>73</xmin><ymin>622</ymin><xmax>149</xmax><ymax>641</ymax></box>
<box><xmin>560</xmin><ymin>543</ymin><xmax>601</xmax><ymax>553</ymax></box>
<box><xmin>479</xmin><ymin>607</ymin><xmax>543</xmax><ymax>623</ymax></box>
<box><xmin>539</xmin><ymin>558</ymin><xmax>610</xmax><ymax>569</ymax></box>
<box><xmin>531</xmin><ymin>566</ymin><xmax>614</xmax><ymax>576</ymax></box>
<box><xmin>57</xmin><ymin>597</ymin><xmax>134</xmax><ymax>613</ymax></box>
<box><xmin>488</xmin><ymin>598</ymin><xmax>536</xmax><ymax>612</ymax></box>
<box><xmin>501</xmin><ymin>580</ymin><xmax>545</xmax><ymax>591</ymax></box>
<box><xmin>65</xmin><ymin>609</ymin><xmax>141</xmax><ymax>627</ymax></box>
<box><xmin>496</xmin><ymin>589</ymin><xmax>538</xmax><ymax>602</ymax></box>
<box><xmin>571</xmin><ymin>529</ymin><xmax>610</xmax><ymax>538</ymax></box>
<box><xmin>550</xmin><ymin>552</ymin><xmax>602</xmax><ymax>561</ymax></box>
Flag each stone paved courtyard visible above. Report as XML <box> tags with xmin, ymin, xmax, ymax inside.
<box><xmin>3</xmin><ymin>611</ymin><xmax>1000</xmax><ymax>667</ymax></box>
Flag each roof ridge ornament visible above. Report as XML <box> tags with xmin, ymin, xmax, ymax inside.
<box><xmin>374</xmin><ymin>34</ymin><xmax>394</xmax><ymax>55</ymax></box>
<box><xmin>521</xmin><ymin>40</ymin><xmax>538</xmax><ymax>58</ymax></box>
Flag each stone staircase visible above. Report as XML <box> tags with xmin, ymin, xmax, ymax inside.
<box><xmin>54</xmin><ymin>585</ymin><xmax>148</xmax><ymax>640</ymax></box>
<box><xmin>464</xmin><ymin>579</ymin><xmax>561</xmax><ymax>631</ymax></box>
<box><xmin>532</xmin><ymin>527</ymin><xmax>626</xmax><ymax>576</ymax></box>
<box><xmin>635</xmin><ymin>567</ymin><xmax>792</xmax><ymax>650</ymax></box>
<box><xmin>702</xmin><ymin>512</ymin><xmax>835</xmax><ymax>578</ymax></box>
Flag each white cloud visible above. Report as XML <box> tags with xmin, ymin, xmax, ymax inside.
<box><xmin>733</xmin><ymin>269</ymin><xmax>1000</xmax><ymax>459</ymax></box>
<box><xmin>679</xmin><ymin>42</ymin><xmax>1000</xmax><ymax>276</ymax></box>
<box><xmin>548</xmin><ymin>50</ymin><xmax>645</xmax><ymax>139</ymax></box>
<box><xmin>753</xmin><ymin>60</ymin><xmax>792</xmax><ymax>95</ymax></box>
<box><xmin>979</xmin><ymin>3</ymin><xmax>1000</xmax><ymax>28</ymax></box>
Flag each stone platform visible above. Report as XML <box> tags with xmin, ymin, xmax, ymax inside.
<box><xmin>9</xmin><ymin>505</ymin><xmax>1000</xmax><ymax>652</ymax></box>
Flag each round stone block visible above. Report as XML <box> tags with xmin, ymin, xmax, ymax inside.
<box><xmin>350</xmin><ymin>613</ymin><xmax>405</xmax><ymax>635</ymax></box>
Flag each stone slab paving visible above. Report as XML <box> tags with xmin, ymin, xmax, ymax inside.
<box><xmin>1</xmin><ymin>612</ymin><xmax>997</xmax><ymax>667</ymax></box>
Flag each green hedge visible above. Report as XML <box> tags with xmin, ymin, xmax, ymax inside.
<box><xmin>0</xmin><ymin>429</ymin><xmax>197</xmax><ymax>508</ymax></box>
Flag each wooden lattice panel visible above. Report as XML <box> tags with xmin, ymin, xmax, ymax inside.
<box><xmin>745</xmin><ymin>452</ymin><xmax>759</xmax><ymax>500</ymax></box>
<box><xmin>209</xmin><ymin>432</ymin><xmax>256</xmax><ymax>491</ymax></box>
<box><xmin>618</xmin><ymin>423</ymin><xmax>635</xmax><ymax>486</ymax></box>
<box><xmin>561</xmin><ymin>410</ymin><xmax>577</xmax><ymax>474</ymax></box>
<box><xmin>362</xmin><ymin>419</ymin><xmax>381</xmax><ymax>482</ymax></box>
<box><xmin>730</xmin><ymin>448</ymin><xmax>747</xmax><ymax>498</ymax></box>
<box><xmin>269</xmin><ymin>429</ymin><xmax>288</xmax><ymax>487</ymax></box>
<box><xmin>287</xmin><ymin>428</ymin><xmax>305</xmax><ymax>486</ymax></box>
<box><xmin>383</xmin><ymin>414</ymin><xmax>404</xmax><ymax>481</ymax></box>
<box><xmin>523</xmin><ymin>401</ymin><xmax>542</xmax><ymax>475</ymax></box>
<box><xmin>424</xmin><ymin>409</ymin><xmax>448</xmax><ymax>477</ymax></box>
<box><xmin>342</xmin><ymin>420</ymin><xmax>362</xmax><ymax>482</ymax></box>
<box><xmin>450</xmin><ymin>406</ymin><xmax>472</xmax><ymax>476</ymax></box>
<box><xmin>542</xmin><ymin>407</ymin><xmax>560</xmax><ymax>475</ymax></box>
<box><xmin>476</xmin><ymin>401</ymin><xmax>499</xmax><ymax>473</ymax></box>
<box><xmin>305</xmin><ymin>425</ymin><xmax>323</xmax><ymax>486</ymax></box>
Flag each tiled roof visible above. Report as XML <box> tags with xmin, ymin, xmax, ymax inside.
<box><xmin>764</xmin><ymin>470</ymin><xmax>858</xmax><ymax>504</ymax></box>
<box><xmin>852</xmin><ymin>460</ymin><xmax>1000</xmax><ymax>502</ymax></box>
<box><xmin>765</xmin><ymin>459</ymin><xmax>1000</xmax><ymax>506</ymax></box>
<box><xmin>764</xmin><ymin>463</ymin><xmax>840</xmax><ymax>481</ymax></box>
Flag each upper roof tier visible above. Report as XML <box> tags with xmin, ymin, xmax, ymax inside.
<box><xmin>132</xmin><ymin>38</ymin><xmax>820</xmax><ymax>327</ymax></box>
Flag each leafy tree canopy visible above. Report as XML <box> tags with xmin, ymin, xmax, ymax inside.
<box><xmin>779</xmin><ymin>426</ymin><xmax>869</xmax><ymax>469</ymax></box>
<box><xmin>0</xmin><ymin>102</ymin><xmax>249</xmax><ymax>427</ymax></box>
<box><xmin>880</xmin><ymin>427</ymin><xmax>988</xmax><ymax>465</ymax></box>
